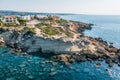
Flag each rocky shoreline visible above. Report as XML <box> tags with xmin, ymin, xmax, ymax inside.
<box><xmin>0</xmin><ymin>19</ymin><xmax>120</xmax><ymax>67</ymax></box>
<box><xmin>52</xmin><ymin>36</ymin><xmax>120</xmax><ymax>67</ymax></box>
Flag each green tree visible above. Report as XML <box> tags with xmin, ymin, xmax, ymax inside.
<box><xmin>17</xmin><ymin>18</ymin><xmax>26</xmax><ymax>26</ymax></box>
<box><xmin>0</xmin><ymin>20</ymin><xmax>3</xmax><ymax>26</ymax></box>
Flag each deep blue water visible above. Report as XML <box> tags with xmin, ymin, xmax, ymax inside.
<box><xmin>60</xmin><ymin>14</ymin><xmax>120</xmax><ymax>48</ymax></box>
<box><xmin>0</xmin><ymin>15</ymin><xmax>120</xmax><ymax>80</ymax></box>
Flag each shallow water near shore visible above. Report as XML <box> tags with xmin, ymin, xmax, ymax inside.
<box><xmin>0</xmin><ymin>47</ymin><xmax>120</xmax><ymax>80</ymax></box>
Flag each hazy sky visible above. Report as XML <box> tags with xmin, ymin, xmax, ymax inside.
<box><xmin>0</xmin><ymin>0</ymin><xmax>120</xmax><ymax>15</ymax></box>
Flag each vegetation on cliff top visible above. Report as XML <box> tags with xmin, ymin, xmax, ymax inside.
<box><xmin>35</xmin><ymin>22</ymin><xmax>72</xmax><ymax>36</ymax></box>
<box><xmin>36</xmin><ymin>23</ymin><xmax>59</xmax><ymax>35</ymax></box>
<box><xmin>34</xmin><ymin>17</ymin><xmax>73</xmax><ymax>37</ymax></box>
<box><xmin>57</xmin><ymin>19</ymin><xmax>68</xmax><ymax>26</ymax></box>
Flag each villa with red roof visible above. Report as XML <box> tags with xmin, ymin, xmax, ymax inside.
<box><xmin>2</xmin><ymin>16</ymin><xmax>19</xmax><ymax>24</ymax></box>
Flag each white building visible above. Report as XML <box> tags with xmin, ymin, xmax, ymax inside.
<box><xmin>2</xmin><ymin>16</ymin><xmax>19</xmax><ymax>24</ymax></box>
<box><xmin>20</xmin><ymin>15</ymin><xmax>31</xmax><ymax>21</ymax></box>
<box><xmin>36</xmin><ymin>15</ymin><xmax>48</xmax><ymax>19</ymax></box>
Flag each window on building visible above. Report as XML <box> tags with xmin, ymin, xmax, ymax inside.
<box><xmin>10</xmin><ymin>20</ymin><xmax>12</xmax><ymax>22</ymax></box>
<box><xmin>6</xmin><ymin>20</ymin><xmax>9</xmax><ymax>22</ymax></box>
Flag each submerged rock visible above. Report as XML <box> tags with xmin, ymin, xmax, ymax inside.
<box><xmin>96</xmin><ymin>63</ymin><xmax>101</xmax><ymax>67</ymax></box>
<box><xmin>28</xmin><ymin>75</ymin><xmax>35</xmax><ymax>80</ymax></box>
<box><xmin>50</xmin><ymin>71</ymin><xmax>58</xmax><ymax>76</ymax></box>
<box><xmin>6</xmin><ymin>77</ymin><xmax>16</xmax><ymax>80</ymax></box>
<box><xmin>109</xmin><ymin>62</ymin><xmax>114</xmax><ymax>67</ymax></box>
<box><xmin>83</xmin><ymin>68</ymin><xmax>90</xmax><ymax>73</ymax></box>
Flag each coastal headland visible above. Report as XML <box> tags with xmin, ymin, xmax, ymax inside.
<box><xmin>0</xmin><ymin>15</ymin><xmax>120</xmax><ymax>67</ymax></box>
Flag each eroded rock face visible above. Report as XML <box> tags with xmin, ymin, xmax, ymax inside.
<box><xmin>1</xmin><ymin>30</ymin><xmax>119</xmax><ymax>58</ymax></box>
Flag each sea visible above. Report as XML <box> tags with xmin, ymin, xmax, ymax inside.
<box><xmin>60</xmin><ymin>14</ymin><xmax>120</xmax><ymax>48</ymax></box>
<box><xmin>0</xmin><ymin>15</ymin><xmax>120</xmax><ymax>80</ymax></box>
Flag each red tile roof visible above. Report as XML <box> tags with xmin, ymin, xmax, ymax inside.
<box><xmin>4</xmin><ymin>16</ymin><xmax>17</xmax><ymax>19</ymax></box>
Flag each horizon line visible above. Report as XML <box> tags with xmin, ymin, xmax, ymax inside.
<box><xmin>0</xmin><ymin>9</ymin><xmax>120</xmax><ymax>16</ymax></box>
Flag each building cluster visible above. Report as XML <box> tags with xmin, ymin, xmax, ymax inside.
<box><xmin>0</xmin><ymin>15</ymin><xmax>61</xmax><ymax>26</ymax></box>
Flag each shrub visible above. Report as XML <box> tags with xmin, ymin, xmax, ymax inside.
<box><xmin>35</xmin><ymin>23</ymin><xmax>51</xmax><ymax>27</ymax></box>
<box><xmin>41</xmin><ymin>26</ymin><xmax>59</xmax><ymax>35</ymax></box>
<box><xmin>57</xmin><ymin>19</ymin><xmax>68</xmax><ymax>26</ymax></box>
<box><xmin>29</xmin><ymin>28</ymin><xmax>35</xmax><ymax>34</ymax></box>
<box><xmin>17</xmin><ymin>18</ymin><xmax>26</xmax><ymax>26</ymax></box>
<box><xmin>59</xmin><ymin>28</ymin><xmax>72</xmax><ymax>37</ymax></box>
<box><xmin>4</xmin><ymin>23</ymin><xmax>17</xmax><ymax>27</ymax></box>
<box><xmin>0</xmin><ymin>20</ymin><xmax>3</xmax><ymax>26</ymax></box>
<box><xmin>23</xmin><ymin>27</ymin><xmax>36</xmax><ymax>35</ymax></box>
<box><xmin>28</xmin><ymin>28</ymin><xmax>36</xmax><ymax>34</ymax></box>
<box><xmin>45</xmin><ymin>16</ymin><xmax>52</xmax><ymax>20</ymax></box>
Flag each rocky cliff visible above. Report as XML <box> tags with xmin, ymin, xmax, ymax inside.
<box><xmin>0</xmin><ymin>19</ymin><xmax>119</xmax><ymax>67</ymax></box>
<box><xmin>0</xmin><ymin>25</ymin><xmax>89</xmax><ymax>54</ymax></box>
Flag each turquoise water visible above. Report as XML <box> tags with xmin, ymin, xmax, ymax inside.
<box><xmin>60</xmin><ymin>15</ymin><xmax>120</xmax><ymax>48</ymax></box>
<box><xmin>1</xmin><ymin>15</ymin><xmax>120</xmax><ymax>80</ymax></box>
<box><xmin>0</xmin><ymin>47</ymin><xmax>120</xmax><ymax>80</ymax></box>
